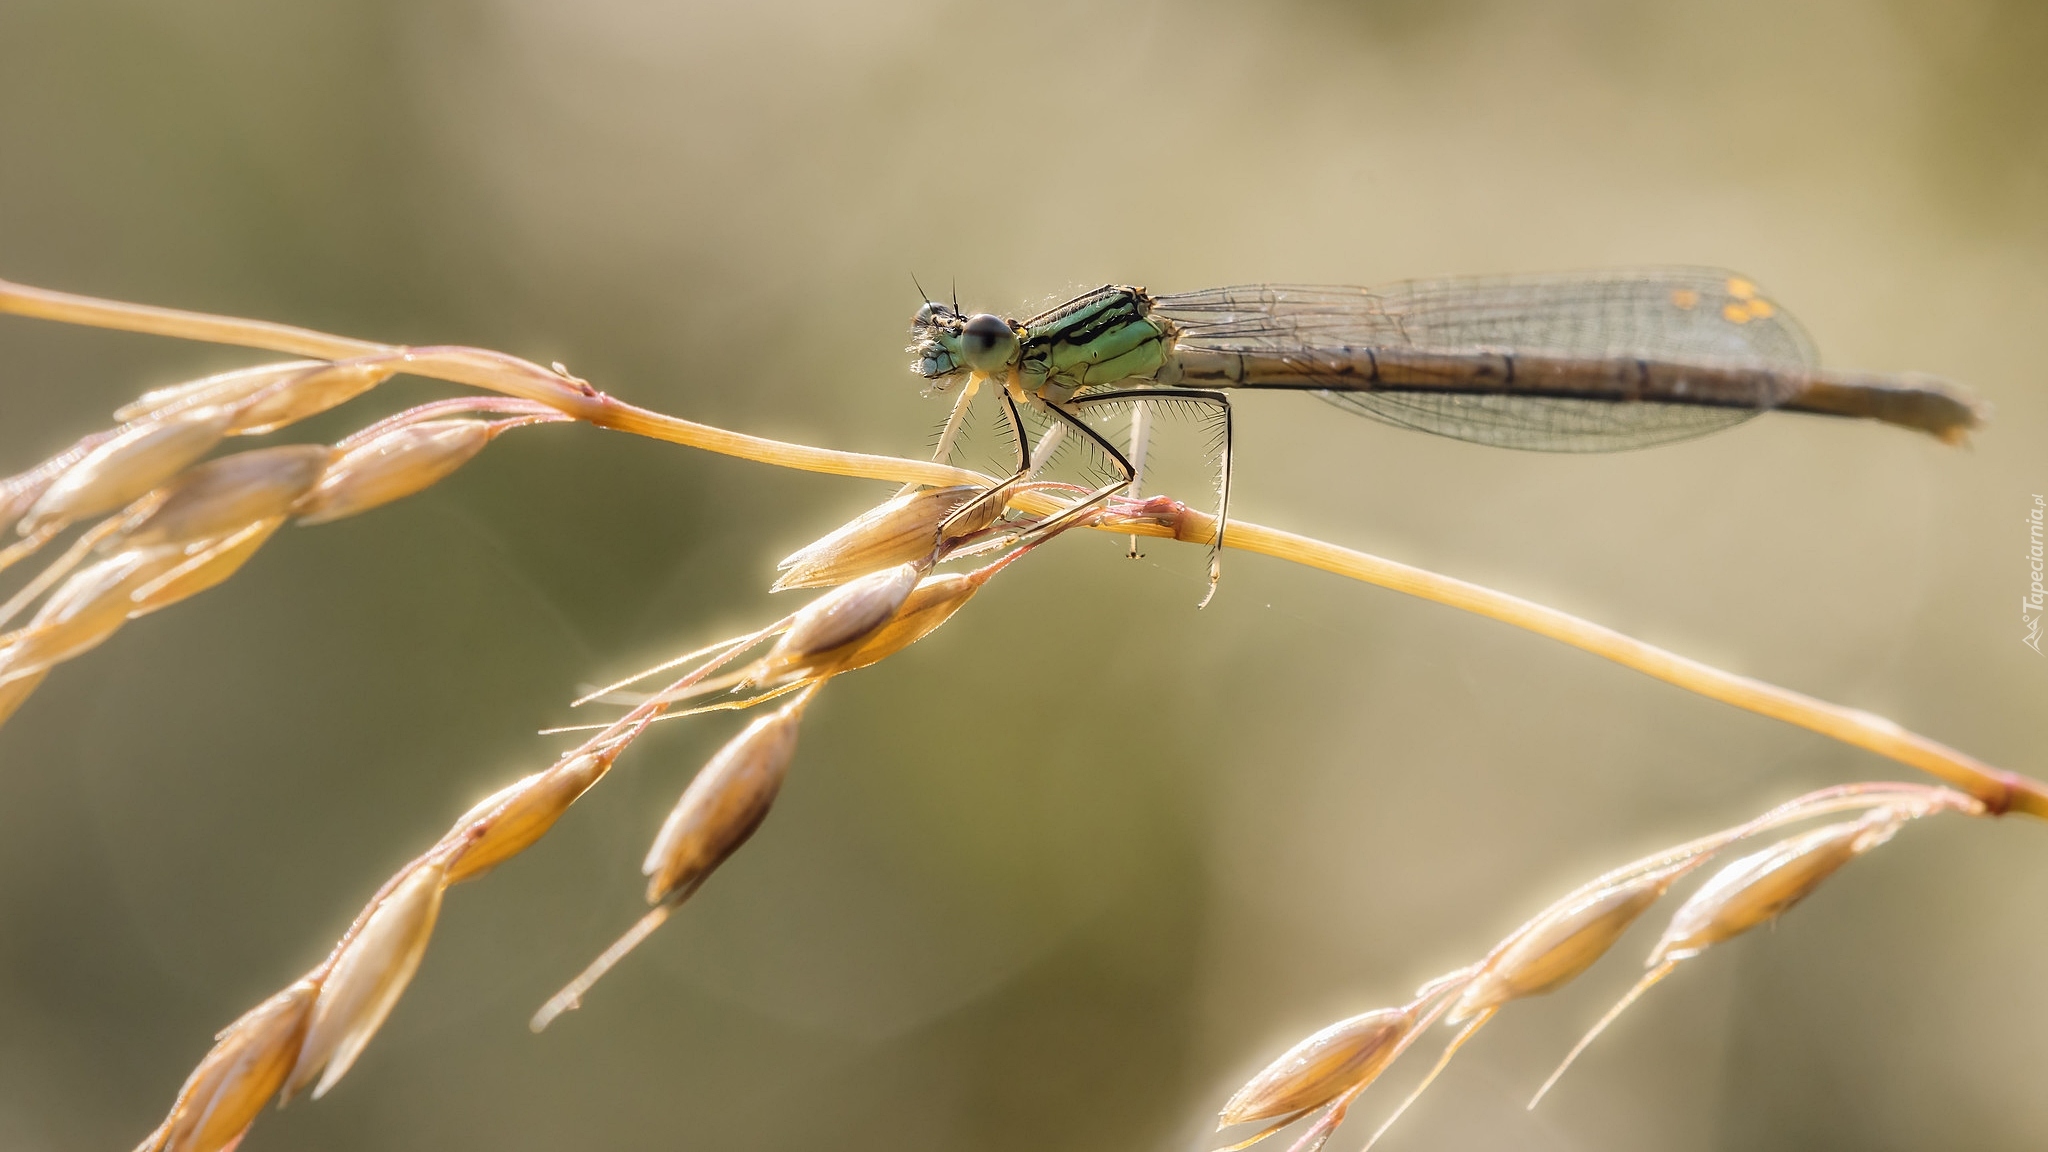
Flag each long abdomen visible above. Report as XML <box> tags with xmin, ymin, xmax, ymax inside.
<box><xmin>1164</xmin><ymin>346</ymin><xmax>1985</xmax><ymax>443</ymax></box>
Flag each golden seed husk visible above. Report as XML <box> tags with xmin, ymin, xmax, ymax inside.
<box><xmin>118</xmin><ymin>445</ymin><xmax>335</xmax><ymax>550</ymax></box>
<box><xmin>772</xmin><ymin>485</ymin><xmax>982</xmax><ymax>590</ymax></box>
<box><xmin>115</xmin><ymin>361</ymin><xmax>328</xmax><ymax>425</ymax></box>
<box><xmin>753</xmin><ymin>563</ymin><xmax>921</xmax><ymax>681</ymax></box>
<box><xmin>832</xmin><ymin>572</ymin><xmax>980</xmax><ymax>674</ymax></box>
<box><xmin>129</xmin><ymin>518</ymin><xmax>286</xmax><ymax>618</ymax></box>
<box><xmin>142</xmin><ymin>980</ymin><xmax>316</xmax><ymax>1152</ymax></box>
<box><xmin>1220</xmin><ymin>1006</ymin><xmax>1415</xmax><ymax>1125</ymax></box>
<box><xmin>1650</xmin><ymin>814</ymin><xmax>1897</xmax><ymax>966</ymax></box>
<box><xmin>0</xmin><ymin>550</ymin><xmax>178</xmax><ymax>682</ymax></box>
<box><xmin>20</xmin><ymin>407</ymin><xmax>233</xmax><ymax>534</ymax></box>
<box><xmin>643</xmin><ymin>697</ymin><xmax>805</xmax><ymax>904</ymax></box>
<box><xmin>285</xmin><ymin>858</ymin><xmax>449</xmax><ymax>1101</ymax></box>
<box><xmin>444</xmin><ymin>751</ymin><xmax>612</xmax><ymax>884</ymax></box>
<box><xmin>293</xmin><ymin>419</ymin><xmax>493</xmax><ymax>526</ymax></box>
<box><xmin>1450</xmin><ymin>862</ymin><xmax>1690</xmax><ymax>1022</ymax></box>
<box><xmin>225</xmin><ymin>361</ymin><xmax>398</xmax><ymax>435</ymax></box>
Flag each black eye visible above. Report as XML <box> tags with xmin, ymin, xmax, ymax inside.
<box><xmin>915</xmin><ymin>302</ymin><xmax>948</xmax><ymax>326</ymax></box>
<box><xmin>962</xmin><ymin>313</ymin><xmax>1010</xmax><ymax>354</ymax></box>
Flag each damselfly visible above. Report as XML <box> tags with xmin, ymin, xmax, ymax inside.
<box><xmin>907</xmin><ymin>267</ymin><xmax>1985</xmax><ymax>601</ymax></box>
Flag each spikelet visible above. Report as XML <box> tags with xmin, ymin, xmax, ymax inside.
<box><xmin>1219</xmin><ymin>1006</ymin><xmax>1417</xmax><ymax>1128</ymax></box>
<box><xmin>1449</xmin><ymin>858</ymin><xmax>1700</xmax><ymax>1022</ymax></box>
<box><xmin>136</xmin><ymin>981</ymin><xmax>316</xmax><ymax>1152</ymax></box>
<box><xmin>284</xmin><ymin>857</ymin><xmax>449</xmax><ymax>1100</ymax></box>
<box><xmin>115</xmin><ymin>361</ymin><xmax>330</xmax><ymax>424</ymax></box>
<box><xmin>746</xmin><ymin>563</ymin><xmax>922</xmax><ymax>685</ymax></box>
<box><xmin>1531</xmin><ymin>807</ymin><xmax>1917</xmax><ymax>1107</ymax></box>
<box><xmin>772</xmin><ymin>485</ymin><xmax>982</xmax><ymax>590</ymax></box>
<box><xmin>530</xmin><ymin>691</ymin><xmax>812</xmax><ymax>1031</ymax></box>
<box><xmin>443</xmin><ymin>750</ymin><xmax>615</xmax><ymax>884</ymax></box>
<box><xmin>115</xmin><ymin>359</ymin><xmax>397</xmax><ymax>436</ymax></box>
<box><xmin>18</xmin><ymin>406</ymin><xmax>233</xmax><ymax>535</ymax></box>
<box><xmin>129</xmin><ymin>518</ymin><xmax>287</xmax><ymax>617</ymax></box>
<box><xmin>223</xmin><ymin>360</ymin><xmax>398</xmax><ymax>435</ymax></box>
<box><xmin>1653</xmin><ymin>811</ymin><xmax>1904</xmax><ymax>965</ymax></box>
<box><xmin>0</xmin><ymin>549</ymin><xmax>178</xmax><ymax>684</ymax></box>
<box><xmin>294</xmin><ymin>419</ymin><xmax>494</xmax><ymax>526</ymax></box>
<box><xmin>116</xmin><ymin>445</ymin><xmax>334</xmax><ymax>550</ymax></box>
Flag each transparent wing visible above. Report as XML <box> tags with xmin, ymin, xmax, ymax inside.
<box><xmin>1153</xmin><ymin>268</ymin><xmax>1817</xmax><ymax>452</ymax></box>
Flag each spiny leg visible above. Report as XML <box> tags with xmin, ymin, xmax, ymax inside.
<box><xmin>1124</xmin><ymin>399</ymin><xmax>1152</xmax><ymax>558</ymax></box>
<box><xmin>938</xmin><ymin>385</ymin><xmax>1033</xmax><ymax>545</ymax></box>
<box><xmin>1068</xmin><ymin>387</ymin><xmax>1233</xmax><ymax>605</ymax></box>
<box><xmin>1003</xmin><ymin>398</ymin><xmax>1137</xmax><ymax>549</ymax></box>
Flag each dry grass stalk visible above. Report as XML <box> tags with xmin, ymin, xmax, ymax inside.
<box><xmin>5</xmin><ymin>273</ymin><xmax>2036</xmax><ymax>816</ymax></box>
<box><xmin>0</xmin><ymin>275</ymin><xmax>2039</xmax><ymax>1148</ymax></box>
<box><xmin>1214</xmin><ymin>783</ymin><xmax>1984</xmax><ymax>1151</ymax></box>
<box><xmin>119</xmin><ymin>488</ymin><xmax>1033</xmax><ymax>1147</ymax></box>
<box><xmin>0</xmin><ymin>389</ymin><xmax>561</xmax><ymax>729</ymax></box>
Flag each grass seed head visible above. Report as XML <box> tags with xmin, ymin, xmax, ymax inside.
<box><xmin>643</xmin><ymin>695</ymin><xmax>807</xmax><ymax>904</ymax></box>
<box><xmin>224</xmin><ymin>361</ymin><xmax>398</xmax><ymax>436</ymax></box>
<box><xmin>141</xmin><ymin>980</ymin><xmax>317</xmax><ymax>1152</ymax></box>
<box><xmin>832</xmin><ymin>571</ymin><xmax>982</xmax><ymax>674</ymax></box>
<box><xmin>0</xmin><ymin>549</ymin><xmax>176</xmax><ymax>683</ymax></box>
<box><xmin>115</xmin><ymin>361</ymin><xmax>328</xmax><ymax>425</ymax></box>
<box><xmin>129</xmin><ymin>519</ymin><xmax>286</xmax><ymax>617</ymax></box>
<box><xmin>293</xmin><ymin>419</ymin><xmax>494</xmax><ymax>526</ymax></box>
<box><xmin>1220</xmin><ymin>1005</ymin><xmax>1416</xmax><ymax>1127</ymax></box>
<box><xmin>1650</xmin><ymin>811</ymin><xmax>1902</xmax><ymax>966</ymax></box>
<box><xmin>773</xmin><ymin>484</ymin><xmax>982</xmax><ymax>591</ymax></box>
<box><xmin>117</xmin><ymin>445</ymin><xmax>334</xmax><ymax>550</ymax></box>
<box><xmin>285</xmin><ymin>857</ymin><xmax>449</xmax><ymax>1101</ymax></box>
<box><xmin>444</xmin><ymin>751</ymin><xmax>613</xmax><ymax>884</ymax></box>
<box><xmin>754</xmin><ymin>562</ymin><xmax>921</xmax><ymax>681</ymax></box>
<box><xmin>20</xmin><ymin>407</ymin><xmax>233</xmax><ymax>535</ymax></box>
<box><xmin>1450</xmin><ymin>861</ymin><xmax>1694</xmax><ymax>1022</ymax></box>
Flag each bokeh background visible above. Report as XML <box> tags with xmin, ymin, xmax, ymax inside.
<box><xmin>3</xmin><ymin>2</ymin><xmax>2046</xmax><ymax>1149</ymax></box>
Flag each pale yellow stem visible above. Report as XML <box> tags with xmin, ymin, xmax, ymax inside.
<box><xmin>4</xmin><ymin>275</ymin><xmax>2041</xmax><ymax>816</ymax></box>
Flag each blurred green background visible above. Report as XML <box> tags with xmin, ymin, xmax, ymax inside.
<box><xmin>3</xmin><ymin>1</ymin><xmax>2046</xmax><ymax>1149</ymax></box>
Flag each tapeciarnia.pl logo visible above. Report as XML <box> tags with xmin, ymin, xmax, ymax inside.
<box><xmin>2026</xmin><ymin>494</ymin><xmax>2045</xmax><ymax>655</ymax></box>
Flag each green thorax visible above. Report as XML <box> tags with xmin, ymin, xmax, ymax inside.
<box><xmin>1016</xmin><ymin>285</ymin><xmax>1176</xmax><ymax>401</ymax></box>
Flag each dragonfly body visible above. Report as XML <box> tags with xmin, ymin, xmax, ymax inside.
<box><xmin>906</xmin><ymin>268</ymin><xmax>1986</xmax><ymax>600</ymax></box>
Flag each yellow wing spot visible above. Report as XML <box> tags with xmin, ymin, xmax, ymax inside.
<box><xmin>1745</xmin><ymin>297</ymin><xmax>1775</xmax><ymax>319</ymax></box>
<box><xmin>1726</xmin><ymin>277</ymin><xmax>1757</xmax><ymax>299</ymax></box>
<box><xmin>1670</xmin><ymin>288</ymin><xmax>1700</xmax><ymax>310</ymax></box>
<box><xmin>1722</xmin><ymin>302</ymin><xmax>1752</xmax><ymax>324</ymax></box>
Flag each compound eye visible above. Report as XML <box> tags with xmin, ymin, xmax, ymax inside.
<box><xmin>915</xmin><ymin>301</ymin><xmax>949</xmax><ymax>326</ymax></box>
<box><xmin>959</xmin><ymin>313</ymin><xmax>1018</xmax><ymax>372</ymax></box>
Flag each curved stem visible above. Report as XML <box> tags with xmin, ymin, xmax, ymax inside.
<box><xmin>4</xmin><ymin>274</ymin><xmax>2041</xmax><ymax>816</ymax></box>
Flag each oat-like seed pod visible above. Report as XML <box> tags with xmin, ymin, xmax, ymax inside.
<box><xmin>115</xmin><ymin>361</ymin><xmax>330</xmax><ymax>424</ymax></box>
<box><xmin>0</xmin><ymin>549</ymin><xmax>177</xmax><ymax>684</ymax></box>
<box><xmin>284</xmin><ymin>857</ymin><xmax>450</xmax><ymax>1100</ymax></box>
<box><xmin>772</xmin><ymin>484</ymin><xmax>983</xmax><ymax>590</ymax></box>
<box><xmin>530</xmin><ymin>689</ymin><xmax>814</xmax><ymax>1032</ymax></box>
<box><xmin>129</xmin><ymin>518</ymin><xmax>287</xmax><ymax>617</ymax></box>
<box><xmin>1220</xmin><ymin>1006</ymin><xmax>1417</xmax><ymax>1128</ymax></box>
<box><xmin>293</xmin><ymin>419</ymin><xmax>494</xmax><ymax>526</ymax></box>
<box><xmin>1652</xmin><ymin>811</ymin><xmax>1903</xmax><ymax>965</ymax></box>
<box><xmin>136</xmin><ymin>980</ymin><xmax>316</xmax><ymax>1152</ymax></box>
<box><xmin>1450</xmin><ymin>858</ymin><xmax>1702</xmax><ymax>1023</ymax></box>
<box><xmin>18</xmin><ymin>406</ymin><xmax>233</xmax><ymax>536</ymax></box>
<box><xmin>1531</xmin><ymin>808</ymin><xmax>1911</xmax><ymax>1107</ymax></box>
<box><xmin>747</xmin><ymin>562</ymin><xmax>922</xmax><ymax>684</ymax></box>
<box><xmin>223</xmin><ymin>360</ymin><xmax>398</xmax><ymax>435</ymax></box>
<box><xmin>116</xmin><ymin>445</ymin><xmax>335</xmax><ymax>550</ymax></box>
<box><xmin>443</xmin><ymin>750</ymin><xmax>615</xmax><ymax>884</ymax></box>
